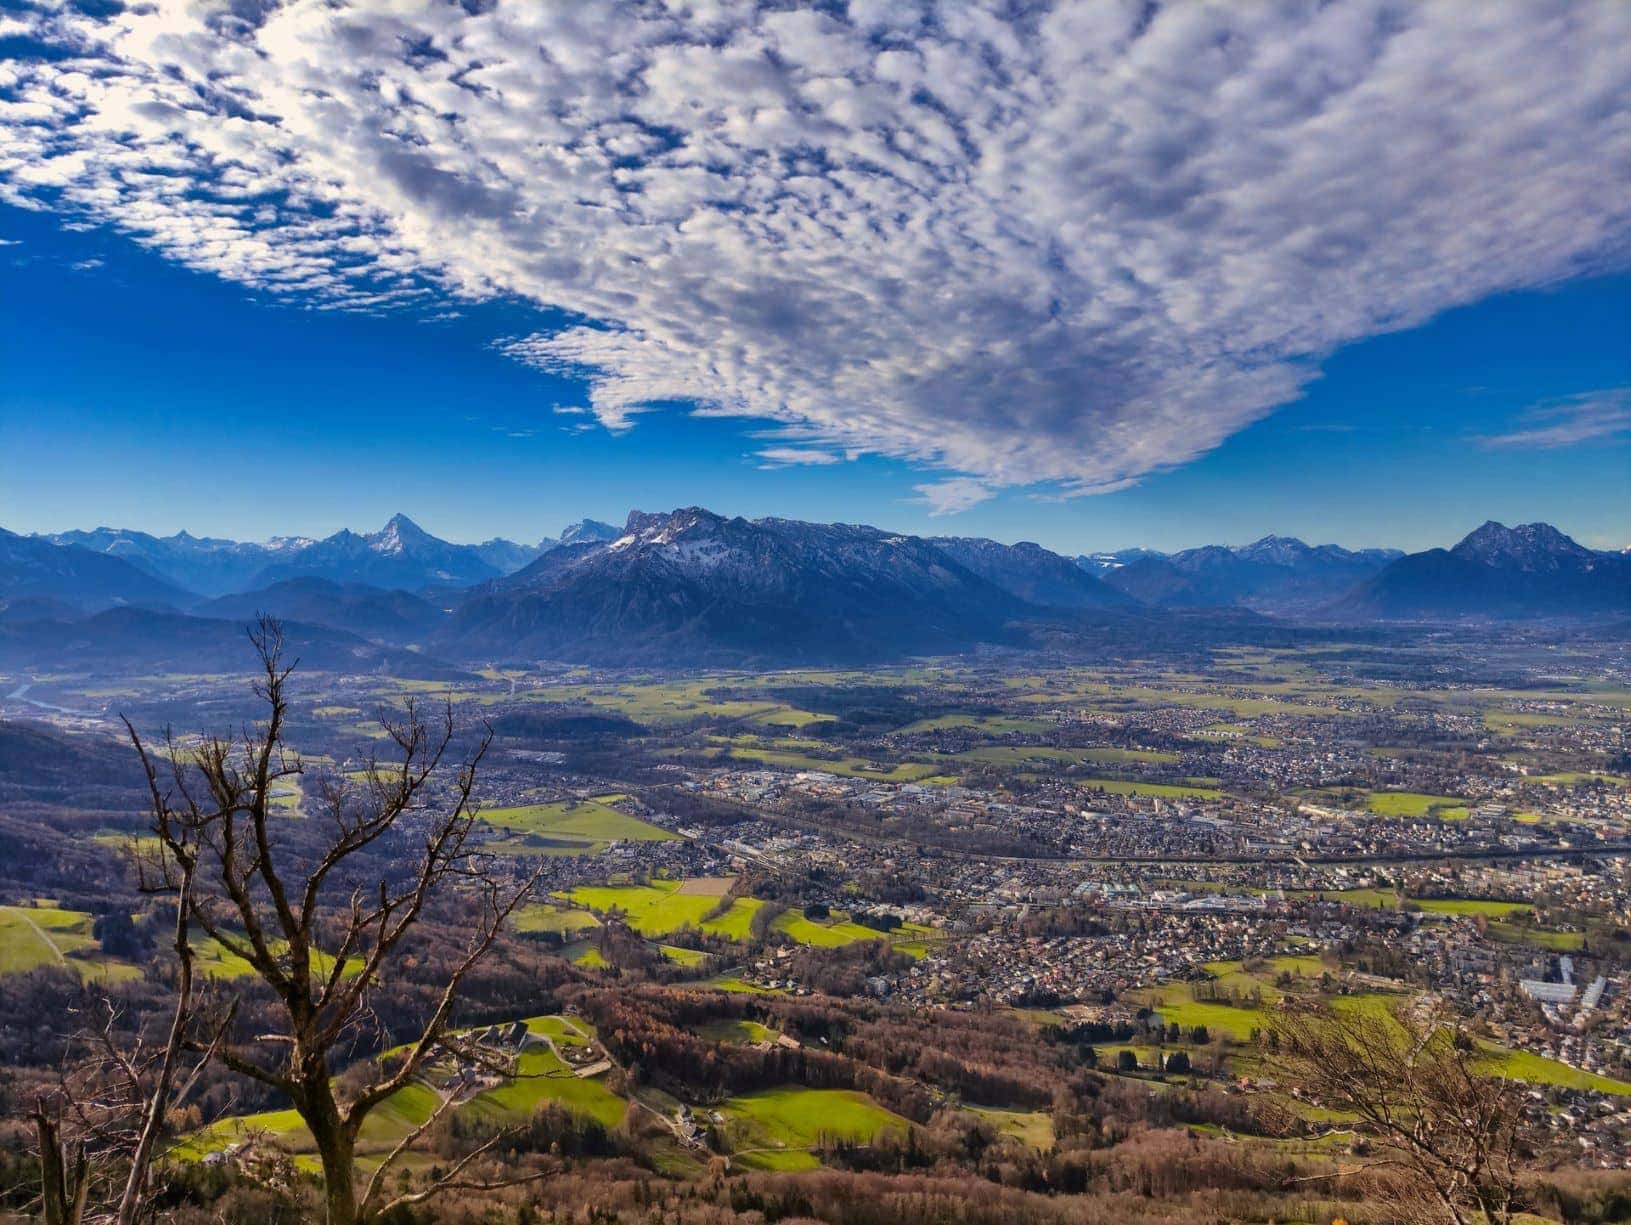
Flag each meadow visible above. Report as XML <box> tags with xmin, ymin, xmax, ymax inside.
<box><xmin>1483</xmin><ymin>1047</ymin><xmax>1631</xmax><ymax>1095</ymax></box>
<box><xmin>1367</xmin><ymin>791</ymin><xmax>1471</xmax><ymax>820</ymax></box>
<box><xmin>0</xmin><ymin>905</ymin><xmax>142</xmax><ymax>982</ymax></box>
<box><xmin>479</xmin><ymin>797</ymin><xmax>678</xmax><ymax>854</ymax></box>
<box><xmin>464</xmin><ymin>1047</ymin><xmax>627</xmax><ymax>1129</ymax></box>
<box><xmin>719</xmin><ymin>1087</ymin><xmax>907</xmax><ymax>1169</ymax></box>
<box><xmin>558</xmin><ymin>880</ymin><xmax>763</xmax><ymax>940</ymax></box>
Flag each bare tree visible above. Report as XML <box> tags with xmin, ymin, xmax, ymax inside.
<box><xmin>28</xmin><ymin>727</ymin><xmax>228</xmax><ymax>1225</ymax></box>
<box><xmin>1266</xmin><ymin>999</ymin><xmax>1533</xmax><ymax>1225</ymax></box>
<box><xmin>130</xmin><ymin>618</ymin><xmax>542</xmax><ymax>1224</ymax></box>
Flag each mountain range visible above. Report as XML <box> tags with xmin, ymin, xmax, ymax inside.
<box><xmin>2</xmin><ymin>513</ymin><xmax>1625</xmax><ymax>670</ymax></box>
<box><xmin>1333</xmin><ymin>522</ymin><xmax>1631</xmax><ymax>621</ymax></box>
<box><xmin>1092</xmin><ymin>536</ymin><xmax>1406</xmax><ymax>613</ymax></box>
<box><xmin>38</xmin><ymin>515</ymin><xmax>621</xmax><ymax>598</ymax></box>
<box><xmin>451</xmin><ymin>509</ymin><xmax>1038</xmax><ymax>665</ymax></box>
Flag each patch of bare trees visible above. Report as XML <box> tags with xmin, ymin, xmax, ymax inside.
<box><xmin>1267</xmin><ymin>999</ymin><xmax>1536</xmax><ymax>1225</ymax></box>
<box><xmin>34</xmin><ymin>619</ymin><xmax>543</xmax><ymax>1224</ymax></box>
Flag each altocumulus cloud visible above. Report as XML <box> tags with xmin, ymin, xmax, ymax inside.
<box><xmin>3</xmin><ymin>2</ymin><xmax>1630</xmax><ymax>506</ymax></box>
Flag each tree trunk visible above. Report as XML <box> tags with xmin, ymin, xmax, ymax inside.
<box><xmin>33</xmin><ymin>1105</ymin><xmax>87</xmax><ymax>1225</ymax></box>
<box><xmin>303</xmin><ymin>1085</ymin><xmax>359</xmax><ymax>1225</ymax></box>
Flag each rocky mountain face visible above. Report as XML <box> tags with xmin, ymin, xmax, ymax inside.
<box><xmin>1332</xmin><ymin>522</ymin><xmax>1630</xmax><ymax>621</ymax></box>
<box><xmin>1101</xmin><ymin>536</ymin><xmax>1403</xmax><ymax>613</ymax></box>
<box><xmin>447</xmin><ymin>508</ymin><xmax>1038</xmax><ymax>664</ymax></box>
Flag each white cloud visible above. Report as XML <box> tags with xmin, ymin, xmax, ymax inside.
<box><xmin>1478</xmin><ymin>388</ymin><xmax>1631</xmax><ymax>450</ymax></box>
<box><xmin>3</xmin><ymin>2</ymin><xmax>1629</xmax><ymax>498</ymax></box>
<box><xmin>755</xmin><ymin>447</ymin><xmax>844</xmax><ymax>469</ymax></box>
<box><xmin>913</xmin><ymin>478</ymin><xmax>995</xmax><ymax>516</ymax></box>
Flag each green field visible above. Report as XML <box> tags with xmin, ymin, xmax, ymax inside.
<box><xmin>722</xmin><ymin>746</ymin><xmax>945</xmax><ymax>783</ymax></box>
<box><xmin>1368</xmin><ymin>792</ymin><xmax>1469</xmax><ymax>819</ymax></box>
<box><xmin>1485</xmin><ymin>1047</ymin><xmax>1631</xmax><ymax>1095</ymax></box>
<box><xmin>1200</xmin><ymin>955</ymin><xmax>1325</xmax><ymax>992</ymax></box>
<box><xmin>1412</xmin><ymin>897</ymin><xmax>1530</xmax><ymax>917</ymax></box>
<box><xmin>1488</xmin><ymin>919</ymin><xmax>1585</xmax><ymax>951</ymax></box>
<box><xmin>464</xmin><ymin>1047</ymin><xmax>626</xmax><ymax>1129</ymax></box>
<box><xmin>523</xmin><ymin>1014</ymin><xmax>595</xmax><ymax>1047</ymax></box>
<box><xmin>895</xmin><ymin>714</ymin><xmax>1057</xmax><ymax>735</ymax></box>
<box><xmin>514</xmin><ymin>903</ymin><xmax>601</xmax><ymax>936</ymax></box>
<box><xmin>171</xmin><ymin>1107</ymin><xmax>309</xmax><ymax>1161</ymax></box>
<box><xmin>519</xmin><ymin>678</ymin><xmax>831</xmax><ymax>732</ymax></box>
<box><xmin>968</xmin><ymin>1106</ymin><xmax>1054</xmax><ymax>1150</ymax></box>
<box><xmin>1148</xmin><ymin>957</ymin><xmax>1395</xmax><ymax>1042</ymax></box>
<box><xmin>0</xmin><ymin>905</ymin><xmax>141</xmax><ymax>982</ymax></box>
<box><xmin>720</xmin><ymin>1087</ymin><xmax>907</xmax><ymax>1169</ymax></box>
<box><xmin>1148</xmin><ymin>994</ymin><xmax>1270</xmax><ymax>1041</ymax></box>
<box><xmin>1301</xmin><ymin>892</ymin><xmax>1535</xmax><ymax>919</ymax></box>
<box><xmin>1078</xmin><ymin>778</ymin><xmax>1223</xmax><ymax>799</ymax></box>
<box><xmin>659</xmin><ymin>944</ymin><xmax>710</xmax><ymax>966</ymax></box>
<box><xmin>559</xmin><ymin>880</ymin><xmax>763</xmax><ymax>940</ymax></box>
<box><xmin>173</xmin><ymin>1081</ymin><xmax>439</xmax><ymax>1164</ymax></box>
<box><xmin>194</xmin><ymin>936</ymin><xmax>354</xmax><ymax>982</ymax></box>
<box><xmin>480</xmin><ymin>798</ymin><xmax>678</xmax><ymax>854</ymax></box>
<box><xmin>771</xmin><ymin>909</ymin><xmax>885</xmax><ymax>948</ymax></box>
<box><xmin>700</xmin><ymin>1018</ymin><xmax>778</xmax><ymax>1045</ymax></box>
<box><xmin>697</xmin><ymin>972</ymin><xmax>782</xmax><ymax>995</ymax></box>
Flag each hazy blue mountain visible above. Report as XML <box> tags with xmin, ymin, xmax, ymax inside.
<box><xmin>0</xmin><ymin>607</ymin><xmax>468</xmax><ymax>678</ymax></box>
<box><xmin>558</xmin><ymin>519</ymin><xmax>621</xmax><ymax>546</ymax></box>
<box><xmin>471</xmin><ymin>537</ymin><xmax>552</xmax><ymax>573</ymax></box>
<box><xmin>1332</xmin><ymin>522</ymin><xmax>1630</xmax><ymax>621</ymax></box>
<box><xmin>198</xmin><ymin>578</ymin><xmax>446</xmax><ymax>641</ymax></box>
<box><xmin>39</xmin><ymin>526</ymin><xmax>294</xmax><ymax>596</ymax></box>
<box><xmin>928</xmin><ymin>537</ymin><xmax>1134</xmax><ymax>608</ymax></box>
<box><xmin>1103</xmin><ymin>536</ymin><xmax>1402</xmax><ymax>613</ymax></box>
<box><xmin>0</xmin><ymin>528</ymin><xmax>193</xmax><ymax>612</ymax></box>
<box><xmin>447</xmin><ymin>507</ymin><xmax>1037</xmax><ymax>665</ymax></box>
<box><xmin>43</xmin><ymin>517</ymin><xmax>599</xmax><ymax>594</ymax></box>
<box><xmin>246</xmin><ymin>514</ymin><xmax>502</xmax><ymax>590</ymax></box>
<box><xmin>1076</xmin><ymin>548</ymin><xmax>1167</xmax><ymax>576</ymax></box>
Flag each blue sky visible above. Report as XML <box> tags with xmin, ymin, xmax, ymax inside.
<box><xmin>2</xmin><ymin>3</ymin><xmax>1628</xmax><ymax>554</ymax></box>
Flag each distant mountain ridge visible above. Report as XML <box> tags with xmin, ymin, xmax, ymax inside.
<box><xmin>1077</xmin><ymin>547</ymin><xmax>1166</xmax><ymax>576</ymax></box>
<box><xmin>0</xmin><ymin>527</ymin><xmax>191</xmax><ymax>613</ymax></box>
<box><xmin>38</xmin><ymin>515</ymin><xmax>619</xmax><ymax>596</ymax></box>
<box><xmin>929</xmin><ymin>537</ymin><xmax>1133</xmax><ymax>609</ymax></box>
<box><xmin>198</xmin><ymin>578</ymin><xmax>447</xmax><ymax>641</ymax></box>
<box><xmin>0</xmin><ymin>606</ymin><xmax>467</xmax><ymax>679</ymax></box>
<box><xmin>1332</xmin><ymin>521</ymin><xmax>1630</xmax><ymax>621</ymax></box>
<box><xmin>41</xmin><ymin>526</ymin><xmax>301</xmax><ymax>596</ymax></box>
<box><xmin>1097</xmin><ymin>535</ymin><xmax>1405</xmax><ymax>613</ymax></box>
<box><xmin>245</xmin><ymin>514</ymin><xmax>503</xmax><ymax>590</ymax></box>
<box><xmin>6</xmin><ymin>513</ymin><xmax>1626</xmax><ymax>670</ymax></box>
